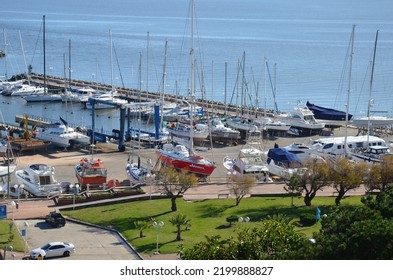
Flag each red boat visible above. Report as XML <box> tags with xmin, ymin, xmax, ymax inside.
<box><xmin>75</xmin><ymin>158</ymin><xmax>107</xmax><ymax>187</ymax></box>
<box><xmin>156</xmin><ymin>144</ymin><xmax>216</xmax><ymax>177</ymax></box>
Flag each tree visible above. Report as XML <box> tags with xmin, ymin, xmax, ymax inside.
<box><xmin>284</xmin><ymin>174</ymin><xmax>300</xmax><ymax>207</ymax></box>
<box><xmin>133</xmin><ymin>220</ymin><xmax>151</xmax><ymax>238</ymax></box>
<box><xmin>364</xmin><ymin>156</ymin><xmax>393</xmax><ymax>192</ymax></box>
<box><xmin>312</xmin><ymin>206</ymin><xmax>393</xmax><ymax>259</ymax></box>
<box><xmin>179</xmin><ymin>218</ymin><xmax>309</xmax><ymax>260</ymax></box>
<box><xmin>156</xmin><ymin>167</ymin><xmax>198</xmax><ymax>211</ymax></box>
<box><xmin>227</xmin><ymin>174</ymin><xmax>256</xmax><ymax>206</ymax></box>
<box><xmin>330</xmin><ymin>158</ymin><xmax>367</xmax><ymax>205</ymax></box>
<box><xmin>293</xmin><ymin>159</ymin><xmax>330</xmax><ymax>206</ymax></box>
<box><xmin>169</xmin><ymin>213</ymin><xmax>191</xmax><ymax>241</ymax></box>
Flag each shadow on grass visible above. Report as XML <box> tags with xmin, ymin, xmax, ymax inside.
<box><xmin>195</xmin><ymin>203</ymin><xmax>234</xmax><ymax>218</ymax></box>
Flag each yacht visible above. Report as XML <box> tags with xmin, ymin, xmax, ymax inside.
<box><xmin>10</xmin><ymin>84</ymin><xmax>45</xmax><ymax>96</ymax></box>
<box><xmin>223</xmin><ymin>145</ymin><xmax>272</xmax><ymax>183</ymax></box>
<box><xmin>266</xmin><ymin>147</ymin><xmax>303</xmax><ymax>180</ymax></box>
<box><xmin>209</xmin><ymin>117</ymin><xmax>240</xmax><ymax>144</ymax></box>
<box><xmin>15</xmin><ymin>164</ymin><xmax>62</xmax><ymax>197</ymax></box>
<box><xmin>35</xmin><ymin>123</ymin><xmax>90</xmax><ymax>149</ymax></box>
<box><xmin>275</xmin><ymin>106</ymin><xmax>325</xmax><ymax>136</ymax></box>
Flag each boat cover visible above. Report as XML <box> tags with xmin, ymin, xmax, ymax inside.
<box><xmin>267</xmin><ymin>148</ymin><xmax>301</xmax><ymax>164</ymax></box>
<box><xmin>306</xmin><ymin>101</ymin><xmax>352</xmax><ymax>121</ymax></box>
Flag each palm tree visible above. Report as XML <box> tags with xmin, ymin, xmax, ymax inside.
<box><xmin>133</xmin><ymin>220</ymin><xmax>151</xmax><ymax>238</ymax></box>
<box><xmin>169</xmin><ymin>213</ymin><xmax>191</xmax><ymax>241</ymax></box>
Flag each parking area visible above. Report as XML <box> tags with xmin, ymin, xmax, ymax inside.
<box><xmin>14</xmin><ymin>219</ymin><xmax>141</xmax><ymax>260</ymax></box>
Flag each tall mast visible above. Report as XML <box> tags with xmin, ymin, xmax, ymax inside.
<box><xmin>3</xmin><ymin>29</ymin><xmax>8</xmax><ymax>80</ymax></box>
<box><xmin>161</xmin><ymin>40</ymin><xmax>168</xmax><ymax>132</ymax></box>
<box><xmin>344</xmin><ymin>25</ymin><xmax>355</xmax><ymax>157</ymax></box>
<box><xmin>43</xmin><ymin>15</ymin><xmax>47</xmax><ymax>93</ymax></box>
<box><xmin>189</xmin><ymin>0</ymin><xmax>195</xmax><ymax>153</ymax></box>
<box><xmin>367</xmin><ymin>30</ymin><xmax>379</xmax><ymax>145</ymax></box>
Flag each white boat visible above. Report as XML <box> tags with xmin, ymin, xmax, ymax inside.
<box><xmin>223</xmin><ymin>145</ymin><xmax>272</xmax><ymax>183</ymax></box>
<box><xmin>209</xmin><ymin>117</ymin><xmax>240</xmax><ymax>143</ymax></box>
<box><xmin>35</xmin><ymin>122</ymin><xmax>90</xmax><ymax>149</ymax></box>
<box><xmin>350</xmin><ymin>145</ymin><xmax>393</xmax><ymax>164</ymax></box>
<box><xmin>24</xmin><ymin>94</ymin><xmax>62</xmax><ymax>103</ymax></box>
<box><xmin>351</xmin><ymin>116</ymin><xmax>393</xmax><ymax>128</ymax></box>
<box><xmin>166</xmin><ymin>121</ymin><xmax>209</xmax><ymax>142</ymax></box>
<box><xmin>266</xmin><ymin>147</ymin><xmax>303</xmax><ymax>180</ymax></box>
<box><xmin>15</xmin><ymin>164</ymin><xmax>62</xmax><ymax>197</ymax></box>
<box><xmin>10</xmin><ymin>84</ymin><xmax>45</xmax><ymax>96</ymax></box>
<box><xmin>275</xmin><ymin>106</ymin><xmax>325</xmax><ymax>135</ymax></box>
<box><xmin>253</xmin><ymin>117</ymin><xmax>291</xmax><ymax>133</ymax></box>
<box><xmin>282</xmin><ymin>143</ymin><xmax>322</xmax><ymax>161</ymax></box>
<box><xmin>84</xmin><ymin>91</ymin><xmax>129</xmax><ymax>109</ymax></box>
<box><xmin>61</xmin><ymin>86</ymin><xmax>97</xmax><ymax>103</ymax></box>
<box><xmin>126</xmin><ymin>157</ymin><xmax>151</xmax><ymax>184</ymax></box>
<box><xmin>0</xmin><ymin>79</ymin><xmax>25</xmax><ymax>92</ymax></box>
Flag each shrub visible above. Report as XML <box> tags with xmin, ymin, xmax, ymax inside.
<box><xmin>226</xmin><ymin>215</ymin><xmax>239</xmax><ymax>227</ymax></box>
<box><xmin>299</xmin><ymin>213</ymin><xmax>317</xmax><ymax>226</ymax></box>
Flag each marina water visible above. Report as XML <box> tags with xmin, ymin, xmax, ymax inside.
<box><xmin>1</xmin><ymin>0</ymin><xmax>393</xmax><ymax>131</ymax></box>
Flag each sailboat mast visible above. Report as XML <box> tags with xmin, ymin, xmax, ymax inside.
<box><xmin>3</xmin><ymin>29</ymin><xmax>7</xmax><ymax>80</ymax></box>
<box><xmin>367</xmin><ymin>30</ymin><xmax>379</xmax><ymax>143</ymax></box>
<box><xmin>43</xmin><ymin>15</ymin><xmax>47</xmax><ymax>93</ymax></box>
<box><xmin>161</xmin><ymin>40</ymin><xmax>168</xmax><ymax>132</ymax></box>
<box><xmin>344</xmin><ymin>25</ymin><xmax>355</xmax><ymax>156</ymax></box>
<box><xmin>189</xmin><ymin>0</ymin><xmax>196</xmax><ymax>153</ymax></box>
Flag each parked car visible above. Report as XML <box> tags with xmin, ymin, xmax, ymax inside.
<box><xmin>45</xmin><ymin>211</ymin><xmax>66</xmax><ymax>227</ymax></box>
<box><xmin>30</xmin><ymin>241</ymin><xmax>75</xmax><ymax>259</ymax></box>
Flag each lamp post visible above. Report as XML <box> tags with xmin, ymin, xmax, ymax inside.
<box><xmin>238</xmin><ymin>216</ymin><xmax>250</xmax><ymax>223</ymax></box>
<box><xmin>23</xmin><ymin>221</ymin><xmax>29</xmax><ymax>256</ymax></box>
<box><xmin>152</xmin><ymin>221</ymin><xmax>164</xmax><ymax>255</ymax></box>
<box><xmin>10</xmin><ymin>201</ymin><xmax>16</xmax><ymax>225</ymax></box>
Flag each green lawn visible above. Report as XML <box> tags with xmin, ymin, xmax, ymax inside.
<box><xmin>0</xmin><ymin>220</ymin><xmax>25</xmax><ymax>253</ymax></box>
<box><xmin>62</xmin><ymin>195</ymin><xmax>364</xmax><ymax>255</ymax></box>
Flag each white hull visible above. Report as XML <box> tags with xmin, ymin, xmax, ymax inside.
<box><xmin>15</xmin><ymin>164</ymin><xmax>61</xmax><ymax>197</ymax></box>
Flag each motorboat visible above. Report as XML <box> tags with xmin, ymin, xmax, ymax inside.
<box><xmin>10</xmin><ymin>84</ymin><xmax>45</xmax><ymax>96</ymax></box>
<box><xmin>156</xmin><ymin>143</ymin><xmax>216</xmax><ymax>177</ymax></box>
<box><xmin>166</xmin><ymin>121</ymin><xmax>209</xmax><ymax>143</ymax></box>
<box><xmin>35</xmin><ymin>122</ymin><xmax>90</xmax><ymax>149</ymax></box>
<box><xmin>223</xmin><ymin>145</ymin><xmax>272</xmax><ymax>183</ymax></box>
<box><xmin>75</xmin><ymin>158</ymin><xmax>107</xmax><ymax>187</ymax></box>
<box><xmin>15</xmin><ymin>164</ymin><xmax>62</xmax><ymax>197</ymax></box>
<box><xmin>266</xmin><ymin>147</ymin><xmax>302</xmax><ymax>180</ymax></box>
<box><xmin>84</xmin><ymin>90</ymin><xmax>129</xmax><ymax>109</ymax></box>
<box><xmin>306</xmin><ymin>101</ymin><xmax>352</xmax><ymax>128</ymax></box>
<box><xmin>275</xmin><ymin>106</ymin><xmax>325</xmax><ymax>136</ymax></box>
<box><xmin>209</xmin><ymin>117</ymin><xmax>240</xmax><ymax>144</ymax></box>
<box><xmin>61</xmin><ymin>86</ymin><xmax>97</xmax><ymax>103</ymax></box>
<box><xmin>350</xmin><ymin>145</ymin><xmax>393</xmax><ymax>164</ymax></box>
<box><xmin>226</xmin><ymin>116</ymin><xmax>259</xmax><ymax>139</ymax></box>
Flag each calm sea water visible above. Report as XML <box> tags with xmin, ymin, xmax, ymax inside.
<box><xmin>1</xmin><ymin>0</ymin><xmax>393</xmax><ymax>129</ymax></box>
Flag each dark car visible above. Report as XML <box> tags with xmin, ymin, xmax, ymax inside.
<box><xmin>45</xmin><ymin>212</ymin><xmax>66</xmax><ymax>227</ymax></box>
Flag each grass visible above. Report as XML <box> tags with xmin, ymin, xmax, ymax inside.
<box><xmin>62</xmin><ymin>195</ymin><xmax>364</xmax><ymax>256</ymax></box>
<box><xmin>0</xmin><ymin>220</ymin><xmax>26</xmax><ymax>253</ymax></box>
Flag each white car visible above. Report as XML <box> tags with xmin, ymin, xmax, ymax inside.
<box><xmin>30</xmin><ymin>241</ymin><xmax>75</xmax><ymax>259</ymax></box>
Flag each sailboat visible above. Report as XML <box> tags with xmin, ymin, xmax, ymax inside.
<box><xmin>156</xmin><ymin>0</ymin><xmax>216</xmax><ymax>178</ymax></box>
<box><xmin>349</xmin><ymin>30</ymin><xmax>393</xmax><ymax>163</ymax></box>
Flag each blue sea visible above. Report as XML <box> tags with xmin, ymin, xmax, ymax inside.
<box><xmin>1</xmin><ymin>0</ymin><xmax>393</xmax><ymax>130</ymax></box>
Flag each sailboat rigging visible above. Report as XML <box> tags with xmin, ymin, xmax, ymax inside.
<box><xmin>155</xmin><ymin>0</ymin><xmax>216</xmax><ymax>178</ymax></box>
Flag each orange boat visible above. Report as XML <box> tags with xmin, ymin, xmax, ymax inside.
<box><xmin>75</xmin><ymin>158</ymin><xmax>107</xmax><ymax>187</ymax></box>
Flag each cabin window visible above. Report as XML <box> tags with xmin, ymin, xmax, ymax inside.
<box><xmin>323</xmin><ymin>143</ymin><xmax>333</xmax><ymax>150</ymax></box>
<box><xmin>39</xmin><ymin>176</ymin><xmax>51</xmax><ymax>185</ymax></box>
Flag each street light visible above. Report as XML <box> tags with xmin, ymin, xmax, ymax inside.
<box><xmin>238</xmin><ymin>216</ymin><xmax>250</xmax><ymax>223</ymax></box>
<box><xmin>23</xmin><ymin>221</ymin><xmax>29</xmax><ymax>256</ymax></box>
<box><xmin>10</xmin><ymin>201</ymin><xmax>16</xmax><ymax>225</ymax></box>
<box><xmin>152</xmin><ymin>220</ymin><xmax>164</xmax><ymax>255</ymax></box>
